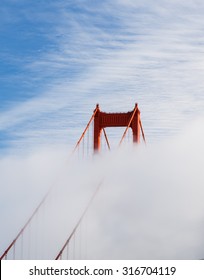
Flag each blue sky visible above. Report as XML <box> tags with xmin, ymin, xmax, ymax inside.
<box><xmin>1</xmin><ymin>0</ymin><xmax>204</xmax><ymax>153</ymax></box>
<box><xmin>1</xmin><ymin>0</ymin><xmax>204</xmax><ymax>260</ymax></box>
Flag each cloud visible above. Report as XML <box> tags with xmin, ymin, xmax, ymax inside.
<box><xmin>1</xmin><ymin>118</ymin><xmax>204</xmax><ymax>259</ymax></box>
<box><xmin>1</xmin><ymin>0</ymin><xmax>204</xmax><ymax>151</ymax></box>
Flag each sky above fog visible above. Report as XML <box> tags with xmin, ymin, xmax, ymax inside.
<box><xmin>1</xmin><ymin>0</ymin><xmax>204</xmax><ymax>259</ymax></box>
<box><xmin>1</xmin><ymin>0</ymin><xmax>204</xmax><ymax>151</ymax></box>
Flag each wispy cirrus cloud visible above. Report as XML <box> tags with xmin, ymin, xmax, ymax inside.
<box><xmin>1</xmin><ymin>0</ymin><xmax>204</xmax><ymax>151</ymax></box>
<box><xmin>1</xmin><ymin>0</ymin><xmax>204</xmax><ymax>260</ymax></box>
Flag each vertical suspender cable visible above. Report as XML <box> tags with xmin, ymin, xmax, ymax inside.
<box><xmin>87</xmin><ymin>126</ymin><xmax>89</xmax><ymax>157</ymax></box>
<box><xmin>1</xmin><ymin>103</ymin><xmax>146</xmax><ymax>260</ymax></box>
<box><xmin>21</xmin><ymin>232</ymin><xmax>24</xmax><ymax>259</ymax></box>
<box><xmin>0</xmin><ymin>106</ymin><xmax>99</xmax><ymax>260</ymax></box>
<box><xmin>13</xmin><ymin>243</ymin><xmax>15</xmax><ymax>260</ymax></box>
<box><xmin>55</xmin><ymin>179</ymin><xmax>103</xmax><ymax>260</ymax></box>
<box><xmin>82</xmin><ymin>137</ymin><xmax>85</xmax><ymax>159</ymax></box>
<box><xmin>66</xmin><ymin>243</ymin><xmax>69</xmax><ymax>260</ymax></box>
<box><xmin>0</xmin><ymin>191</ymin><xmax>49</xmax><ymax>260</ymax></box>
<box><xmin>72</xmin><ymin>107</ymin><xmax>99</xmax><ymax>154</ymax></box>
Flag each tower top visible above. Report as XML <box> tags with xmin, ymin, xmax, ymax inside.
<box><xmin>93</xmin><ymin>104</ymin><xmax>141</xmax><ymax>151</ymax></box>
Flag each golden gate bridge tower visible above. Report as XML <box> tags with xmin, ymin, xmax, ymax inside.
<box><xmin>0</xmin><ymin>103</ymin><xmax>145</xmax><ymax>260</ymax></box>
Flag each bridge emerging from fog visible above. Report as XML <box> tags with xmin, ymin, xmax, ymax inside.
<box><xmin>0</xmin><ymin>104</ymin><xmax>145</xmax><ymax>260</ymax></box>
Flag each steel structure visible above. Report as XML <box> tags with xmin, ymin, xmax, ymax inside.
<box><xmin>94</xmin><ymin>103</ymin><xmax>143</xmax><ymax>151</ymax></box>
<box><xmin>0</xmin><ymin>103</ymin><xmax>145</xmax><ymax>260</ymax></box>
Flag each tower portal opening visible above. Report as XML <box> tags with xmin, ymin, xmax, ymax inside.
<box><xmin>93</xmin><ymin>103</ymin><xmax>141</xmax><ymax>152</ymax></box>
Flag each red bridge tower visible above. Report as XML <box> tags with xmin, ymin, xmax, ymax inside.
<box><xmin>93</xmin><ymin>103</ymin><xmax>142</xmax><ymax>152</ymax></box>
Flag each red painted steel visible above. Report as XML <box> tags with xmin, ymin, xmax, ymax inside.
<box><xmin>93</xmin><ymin>103</ymin><xmax>141</xmax><ymax>152</ymax></box>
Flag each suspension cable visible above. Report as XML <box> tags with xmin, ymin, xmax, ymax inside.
<box><xmin>119</xmin><ymin>103</ymin><xmax>138</xmax><ymax>146</ymax></box>
<box><xmin>103</xmin><ymin>128</ymin><xmax>111</xmax><ymax>150</ymax></box>
<box><xmin>1</xmin><ymin>103</ymin><xmax>145</xmax><ymax>260</ymax></box>
<box><xmin>55</xmin><ymin>179</ymin><xmax>103</xmax><ymax>260</ymax></box>
<box><xmin>0</xmin><ymin>190</ymin><xmax>49</xmax><ymax>260</ymax></box>
<box><xmin>139</xmin><ymin>120</ymin><xmax>146</xmax><ymax>144</ymax></box>
<box><xmin>0</xmin><ymin>106</ymin><xmax>99</xmax><ymax>260</ymax></box>
<box><xmin>72</xmin><ymin>106</ymin><xmax>99</xmax><ymax>154</ymax></box>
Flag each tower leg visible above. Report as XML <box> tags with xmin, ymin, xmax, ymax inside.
<box><xmin>132</xmin><ymin>109</ymin><xmax>140</xmax><ymax>143</ymax></box>
<box><xmin>93</xmin><ymin>105</ymin><xmax>101</xmax><ymax>152</ymax></box>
